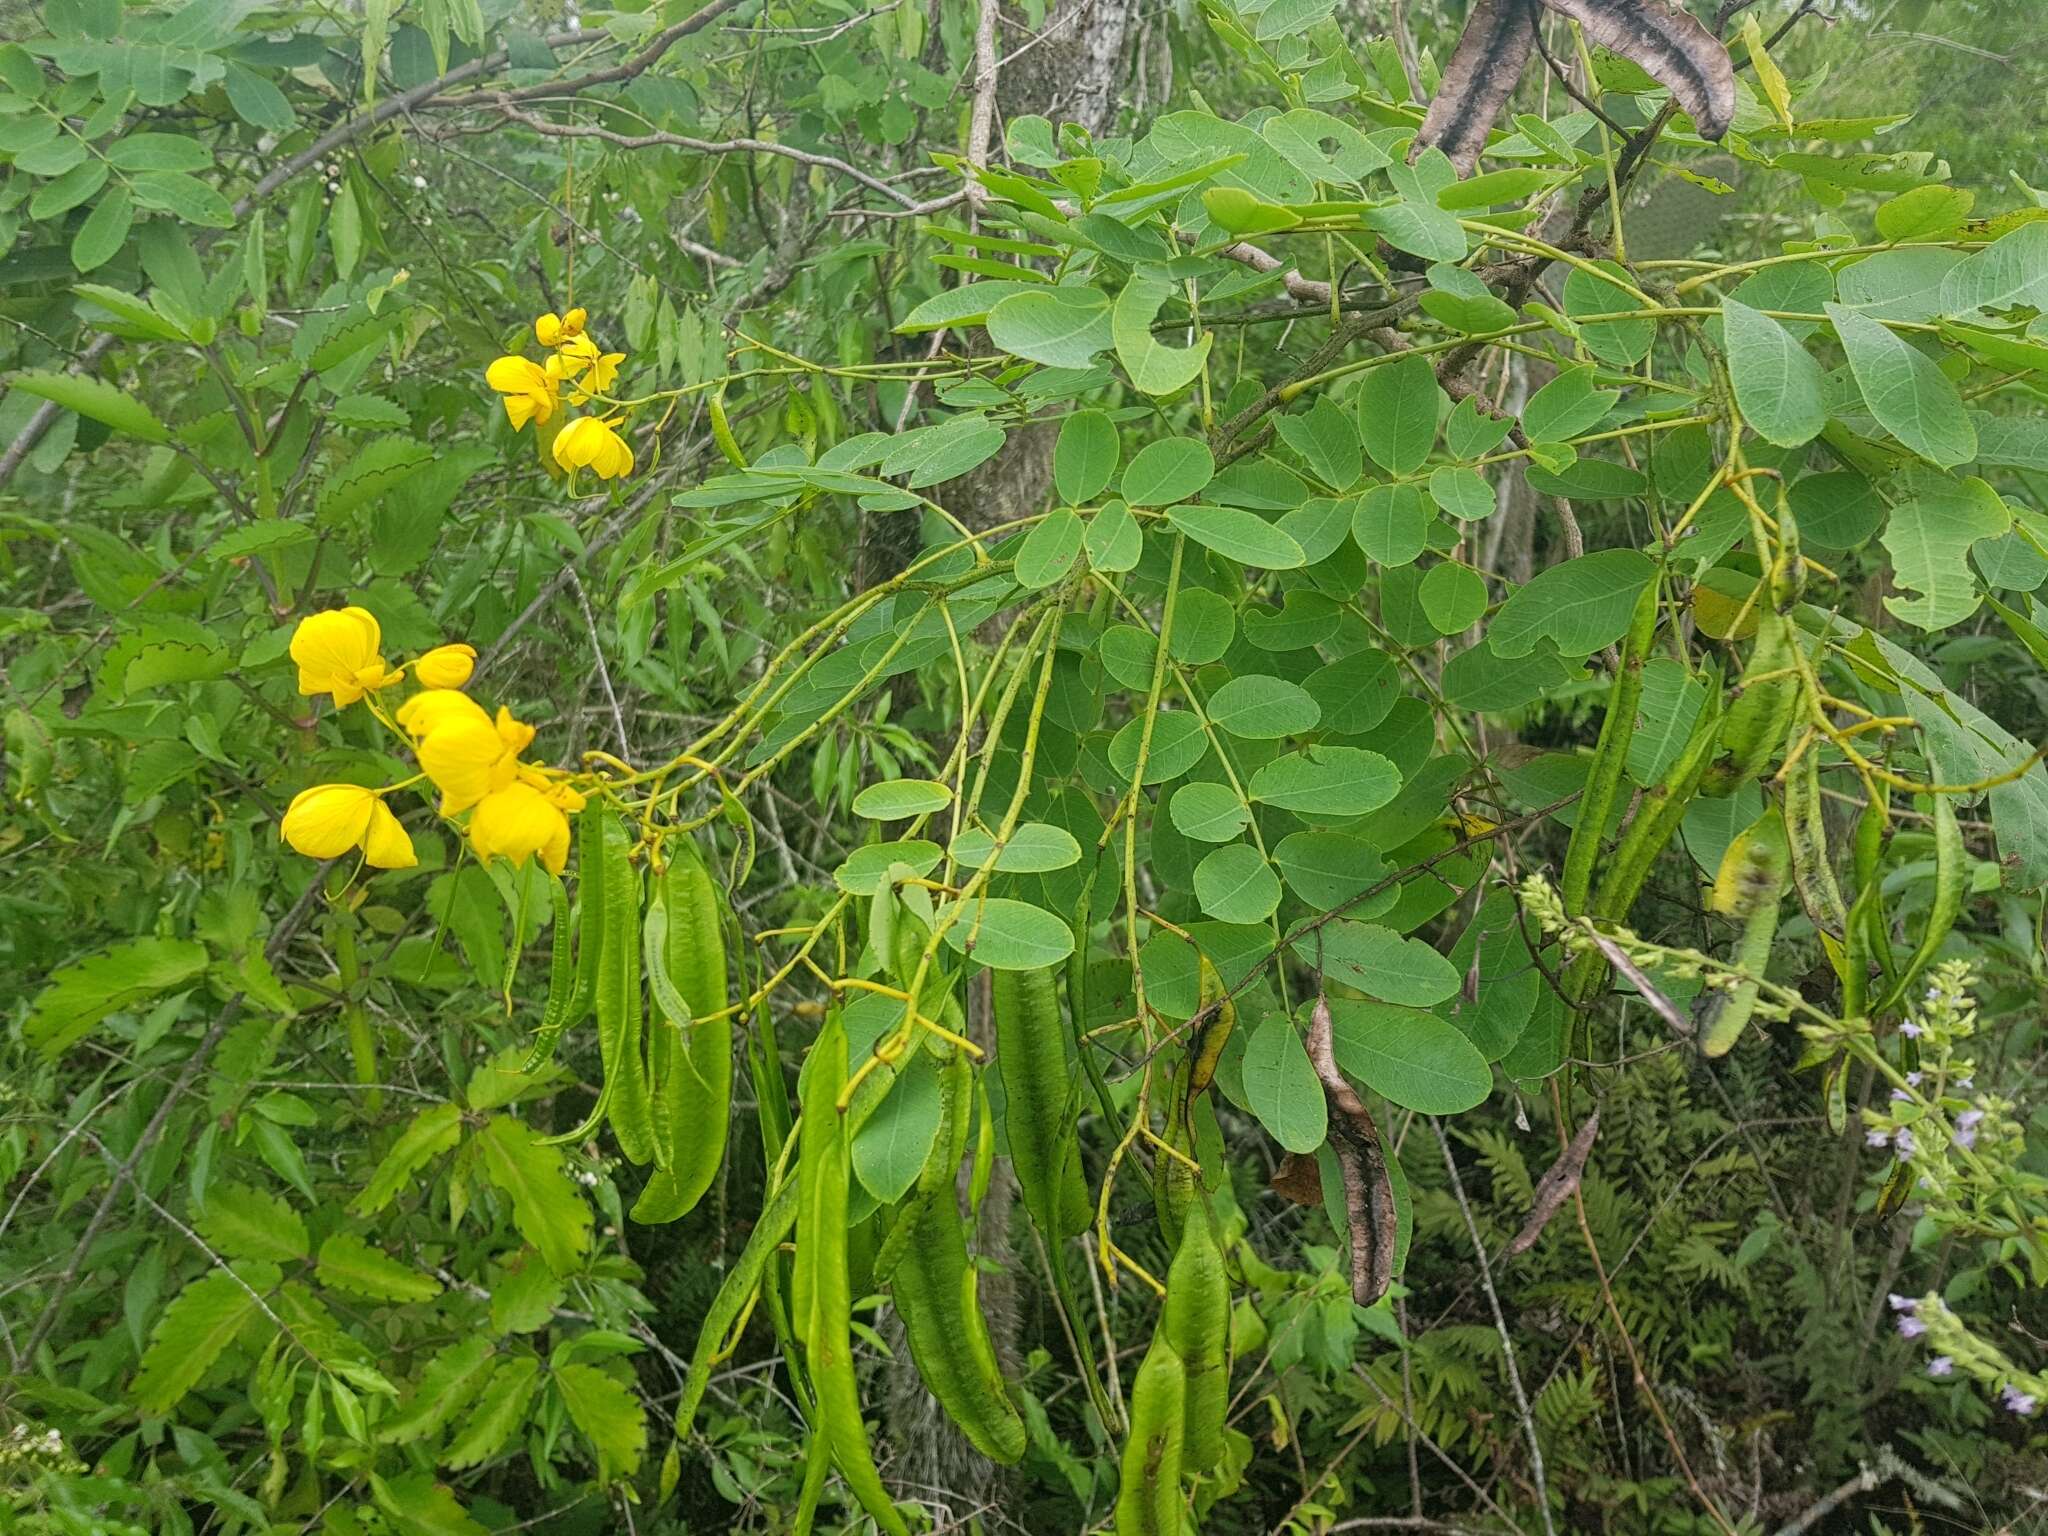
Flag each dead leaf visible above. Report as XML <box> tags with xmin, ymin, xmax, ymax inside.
<box><xmin>1269</xmin><ymin>1151</ymin><xmax>1324</xmax><ymax>1207</ymax></box>
<box><xmin>1506</xmin><ymin>1109</ymin><xmax>1599</xmax><ymax>1258</ymax></box>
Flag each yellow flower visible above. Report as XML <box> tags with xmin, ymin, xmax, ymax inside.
<box><xmin>396</xmin><ymin>687</ymin><xmax>491</xmax><ymax>741</ymax></box>
<box><xmin>280</xmin><ymin>784</ymin><xmax>416</xmax><ymax>869</ymax></box>
<box><xmin>535</xmin><ymin>308</ymin><xmax>587</xmax><ymax>348</ymax></box>
<box><xmin>468</xmin><ymin>782</ymin><xmax>573</xmax><ymax>874</ymax></box>
<box><xmin>417</xmin><ymin>705</ymin><xmax>536</xmax><ymax>814</ymax></box>
<box><xmin>291</xmin><ymin>608</ymin><xmax>399</xmax><ymax>705</ymax></box>
<box><xmin>414</xmin><ymin>643</ymin><xmax>477</xmax><ymax>689</ymax></box>
<box><xmin>486</xmin><ymin>355</ymin><xmax>562</xmax><ymax>432</ymax></box>
<box><xmin>559</xmin><ymin>335</ymin><xmax>624</xmax><ymax>402</ymax></box>
<box><xmin>552</xmin><ymin>415</ymin><xmax>635</xmax><ymax>480</ymax></box>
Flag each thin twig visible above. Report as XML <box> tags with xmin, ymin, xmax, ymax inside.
<box><xmin>14</xmin><ymin>868</ymin><xmax>331</xmax><ymax>1367</ymax></box>
<box><xmin>1434</xmin><ymin>1119</ymin><xmax>1556</xmax><ymax>1536</ymax></box>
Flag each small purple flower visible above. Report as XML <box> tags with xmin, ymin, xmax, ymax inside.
<box><xmin>1890</xmin><ymin>1088</ymin><xmax>1913</xmax><ymax>1103</ymax></box>
<box><xmin>1954</xmin><ymin>1109</ymin><xmax>1984</xmax><ymax>1151</ymax></box>
<box><xmin>1906</xmin><ymin>1072</ymin><xmax>1923</xmax><ymax>1088</ymax></box>
<box><xmin>1889</xmin><ymin>1293</ymin><xmax>1917</xmax><ymax>1313</ymax></box>
<box><xmin>1928</xmin><ymin>1356</ymin><xmax>1954</xmax><ymax>1377</ymax></box>
<box><xmin>2001</xmin><ymin>1385</ymin><xmax>2038</xmax><ymax>1416</ymax></box>
<box><xmin>1900</xmin><ymin>1020</ymin><xmax>1923</xmax><ymax>1039</ymax></box>
<box><xmin>1895</xmin><ymin>1127</ymin><xmax>1917</xmax><ymax>1159</ymax></box>
<box><xmin>1898</xmin><ymin>1314</ymin><xmax>1928</xmax><ymax>1339</ymax></box>
<box><xmin>1956</xmin><ymin>1075</ymin><xmax>1974</xmax><ymax>1091</ymax></box>
<box><xmin>1866</xmin><ymin>1128</ymin><xmax>1891</xmax><ymax>1149</ymax></box>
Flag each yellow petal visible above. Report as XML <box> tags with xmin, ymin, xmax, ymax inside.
<box><xmin>291</xmin><ymin>608</ymin><xmax>385</xmax><ymax>701</ymax></box>
<box><xmin>562</xmin><ymin>307</ymin><xmax>587</xmax><ymax>334</ymax></box>
<box><xmin>414</xmin><ymin>643</ymin><xmax>477</xmax><ymax>690</ymax></box>
<box><xmin>493</xmin><ymin>706</ymin><xmax>537</xmax><ymax>758</ymax></box>
<box><xmin>541</xmin><ymin>810</ymin><xmax>573</xmax><ymax>875</ymax></box>
<box><xmin>535</xmin><ymin>313</ymin><xmax>565</xmax><ymax>347</ymax></box>
<box><xmin>418</xmin><ymin>716</ymin><xmax>509</xmax><ymax>813</ymax></box>
<box><xmin>362</xmin><ymin>800</ymin><xmax>418</xmax><ymax>869</ymax></box>
<box><xmin>281</xmin><ymin>783</ymin><xmax>376</xmax><ymax>859</ymax></box>
<box><xmin>469</xmin><ymin>783</ymin><xmax>566</xmax><ymax>869</ymax></box>
<box><xmin>397</xmin><ymin>688</ymin><xmax>492</xmax><ymax>740</ymax></box>
<box><xmin>486</xmin><ymin>355</ymin><xmax>548</xmax><ymax>393</ymax></box>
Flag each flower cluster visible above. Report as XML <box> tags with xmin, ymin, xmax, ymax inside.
<box><xmin>1890</xmin><ymin>1292</ymin><xmax>2044</xmax><ymax>1416</ymax></box>
<box><xmin>1854</xmin><ymin>963</ymin><xmax>2028</xmax><ymax>1245</ymax></box>
<box><xmin>485</xmin><ymin>307</ymin><xmax>635</xmax><ymax>481</ymax></box>
<box><xmin>280</xmin><ymin>607</ymin><xmax>584</xmax><ymax>875</ymax></box>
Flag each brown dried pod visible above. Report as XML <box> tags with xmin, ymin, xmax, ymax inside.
<box><xmin>1414</xmin><ymin>0</ymin><xmax>1542</xmax><ymax>176</ymax></box>
<box><xmin>1305</xmin><ymin>997</ymin><xmax>1399</xmax><ymax>1306</ymax></box>
<box><xmin>1414</xmin><ymin>0</ymin><xmax>1737</xmax><ymax>177</ymax></box>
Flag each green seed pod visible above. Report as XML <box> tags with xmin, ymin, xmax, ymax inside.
<box><xmin>1162</xmin><ymin>1207</ymin><xmax>1230</xmax><ymax>1477</ymax></box>
<box><xmin>1702</xmin><ymin>808</ymin><xmax>1789</xmax><ymax>1056</ymax></box>
<box><xmin>633</xmin><ymin>841</ymin><xmax>733</xmax><ymax>1223</ymax></box>
<box><xmin>1701</xmin><ymin>612</ymin><xmax>1801</xmax><ymax>797</ymax></box>
<box><xmin>887</xmin><ymin>1052</ymin><xmax>1027</xmax><ymax>1463</ymax></box>
<box><xmin>996</xmin><ymin>965</ymin><xmax>1088</xmax><ymax>1242</ymax></box>
<box><xmin>1114</xmin><ymin>1333</ymin><xmax>1187</xmax><ymax>1536</ymax></box>
<box><xmin>595</xmin><ymin>813</ymin><xmax>655</xmax><ymax>1165</ymax></box>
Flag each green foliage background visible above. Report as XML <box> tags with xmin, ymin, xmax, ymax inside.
<box><xmin>3</xmin><ymin>0</ymin><xmax>2047</xmax><ymax>1532</ymax></box>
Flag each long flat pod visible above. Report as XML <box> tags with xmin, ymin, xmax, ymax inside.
<box><xmin>523</xmin><ymin>807</ymin><xmax>606</xmax><ymax>1073</ymax></box>
<box><xmin>1163</xmin><ymin>1205</ymin><xmax>1230</xmax><ymax>1476</ymax></box>
<box><xmin>673</xmin><ymin>1173</ymin><xmax>799</xmax><ymax>1440</ymax></box>
<box><xmin>887</xmin><ymin>1051</ymin><xmax>1027</xmax><ymax>1463</ymax></box>
<box><xmin>795</xmin><ymin>1016</ymin><xmax>909</xmax><ymax>1536</ymax></box>
<box><xmin>634</xmin><ymin>841</ymin><xmax>733</xmax><ymax>1223</ymax></box>
<box><xmin>994</xmin><ymin>964</ymin><xmax>1081</xmax><ymax>1243</ymax></box>
<box><xmin>1543</xmin><ymin>0</ymin><xmax>1737</xmax><ymax>140</ymax></box>
<box><xmin>1114</xmin><ymin>1333</ymin><xmax>1188</xmax><ymax>1536</ymax></box>
<box><xmin>1413</xmin><ymin>0</ymin><xmax>1540</xmax><ymax>176</ymax></box>
<box><xmin>595</xmin><ymin>812</ymin><xmax>655</xmax><ymax>1164</ymax></box>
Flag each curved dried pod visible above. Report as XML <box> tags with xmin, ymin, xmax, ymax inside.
<box><xmin>1542</xmin><ymin>0</ymin><xmax>1737</xmax><ymax>141</ymax></box>
<box><xmin>1413</xmin><ymin>0</ymin><xmax>1737</xmax><ymax>178</ymax></box>
<box><xmin>1305</xmin><ymin>996</ymin><xmax>1398</xmax><ymax>1306</ymax></box>
<box><xmin>1413</xmin><ymin>0</ymin><xmax>1541</xmax><ymax>176</ymax></box>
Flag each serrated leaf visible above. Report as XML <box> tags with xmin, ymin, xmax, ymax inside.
<box><xmin>132</xmin><ymin>1263</ymin><xmax>281</xmax><ymax>1413</ymax></box>
<box><xmin>318</xmin><ymin>1231</ymin><xmax>442</xmax><ymax>1303</ymax></box>
<box><xmin>371</xmin><ymin>1471</ymin><xmax>487</xmax><ymax>1536</ymax></box>
<box><xmin>196</xmin><ymin>1182</ymin><xmax>308</xmax><ymax>1263</ymax></box>
<box><xmin>26</xmin><ymin>937</ymin><xmax>207</xmax><ymax>1058</ymax></box>
<box><xmin>318</xmin><ymin>437</ymin><xmax>438</xmax><ymax>527</ymax></box>
<box><xmin>380</xmin><ymin>1337</ymin><xmax>495</xmax><ymax>1444</ymax></box>
<box><xmin>477</xmin><ymin>1115</ymin><xmax>591</xmax><ymax>1276</ymax></box>
<box><xmin>9</xmin><ymin>368</ymin><xmax>168</xmax><ymax>443</ymax></box>
<box><xmin>442</xmin><ymin>1355</ymin><xmax>540</xmax><ymax>1468</ymax></box>
<box><xmin>554</xmin><ymin>1363</ymin><xmax>647</xmax><ymax>1481</ymax></box>
<box><xmin>354</xmin><ymin>1102</ymin><xmax>463</xmax><ymax>1215</ymax></box>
